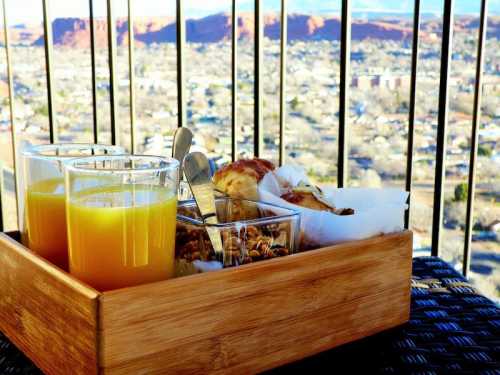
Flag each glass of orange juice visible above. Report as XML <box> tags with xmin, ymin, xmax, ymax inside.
<box><xmin>64</xmin><ymin>155</ymin><xmax>179</xmax><ymax>291</ymax></box>
<box><xmin>21</xmin><ymin>144</ymin><xmax>124</xmax><ymax>270</ymax></box>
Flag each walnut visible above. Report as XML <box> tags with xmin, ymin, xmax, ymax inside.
<box><xmin>248</xmin><ymin>249</ymin><xmax>261</xmax><ymax>258</ymax></box>
<box><xmin>275</xmin><ymin>247</ymin><xmax>289</xmax><ymax>256</ymax></box>
<box><xmin>176</xmin><ymin>222</ymin><xmax>293</xmax><ymax>269</ymax></box>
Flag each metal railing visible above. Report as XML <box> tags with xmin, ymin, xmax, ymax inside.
<box><xmin>89</xmin><ymin>0</ymin><xmax>98</xmax><ymax>144</ymax></box>
<box><xmin>464</xmin><ymin>0</ymin><xmax>489</xmax><ymax>276</ymax></box>
<box><xmin>0</xmin><ymin>0</ymin><xmax>491</xmax><ymax>278</ymax></box>
<box><xmin>107</xmin><ymin>0</ymin><xmax>118</xmax><ymax>145</ymax></box>
<box><xmin>338</xmin><ymin>0</ymin><xmax>351</xmax><ymax>188</ymax></box>
<box><xmin>41</xmin><ymin>0</ymin><xmax>56</xmax><ymax>144</ymax></box>
<box><xmin>176</xmin><ymin>0</ymin><xmax>186</xmax><ymax>130</ymax></box>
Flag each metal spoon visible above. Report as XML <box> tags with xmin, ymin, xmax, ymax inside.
<box><xmin>172</xmin><ymin>127</ymin><xmax>193</xmax><ymax>179</ymax></box>
<box><xmin>183</xmin><ymin>152</ymin><xmax>226</xmax><ymax>264</ymax></box>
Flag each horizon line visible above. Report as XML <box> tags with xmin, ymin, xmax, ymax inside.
<box><xmin>7</xmin><ymin>9</ymin><xmax>498</xmax><ymax>27</ymax></box>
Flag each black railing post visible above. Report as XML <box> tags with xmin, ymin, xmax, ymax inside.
<box><xmin>231</xmin><ymin>0</ymin><xmax>238</xmax><ymax>161</ymax></box>
<box><xmin>463</xmin><ymin>0</ymin><xmax>488</xmax><ymax>277</ymax></box>
<box><xmin>431</xmin><ymin>0</ymin><xmax>454</xmax><ymax>257</ymax></box>
<box><xmin>2</xmin><ymin>0</ymin><xmax>18</xmax><ymax>227</ymax></box>
<box><xmin>278</xmin><ymin>0</ymin><xmax>287</xmax><ymax>166</ymax></box>
<box><xmin>89</xmin><ymin>0</ymin><xmax>98</xmax><ymax>144</ymax></box>
<box><xmin>128</xmin><ymin>0</ymin><xmax>136</xmax><ymax>153</ymax></box>
<box><xmin>338</xmin><ymin>0</ymin><xmax>351</xmax><ymax>187</ymax></box>
<box><xmin>176</xmin><ymin>0</ymin><xmax>186</xmax><ymax>128</ymax></box>
<box><xmin>254</xmin><ymin>0</ymin><xmax>263</xmax><ymax>157</ymax></box>
<box><xmin>42</xmin><ymin>0</ymin><xmax>56</xmax><ymax>143</ymax></box>
<box><xmin>2</xmin><ymin>0</ymin><xmax>19</xmax><ymax>201</ymax></box>
<box><xmin>405</xmin><ymin>0</ymin><xmax>421</xmax><ymax>229</ymax></box>
<box><xmin>107</xmin><ymin>0</ymin><xmax>119</xmax><ymax>145</ymax></box>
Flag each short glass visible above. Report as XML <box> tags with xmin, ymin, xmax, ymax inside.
<box><xmin>21</xmin><ymin>143</ymin><xmax>124</xmax><ymax>270</ymax></box>
<box><xmin>175</xmin><ymin>197</ymin><xmax>300</xmax><ymax>277</ymax></box>
<box><xmin>64</xmin><ymin>155</ymin><xmax>179</xmax><ymax>291</ymax></box>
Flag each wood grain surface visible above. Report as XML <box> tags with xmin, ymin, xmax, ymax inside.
<box><xmin>99</xmin><ymin>231</ymin><xmax>412</xmax><ymax>374</ymax></box>
<box><xmin>0</xmin><ymin>233</ymin><xmax>100</xmax><ymax>375</ymax></box>
<box><xmin>0</xmin><ymin>231</ymin><xmax>412</xmax><ymax>374</ymax></box>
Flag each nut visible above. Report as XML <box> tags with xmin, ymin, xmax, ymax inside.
<box><xmin>275</xmin><ymin>247</ymin><xmax>289</xmax><ymax>256</ymax></box>
<box><xmin>248</xmin><ymin>249</ymin><xmax>261</xmax><ymax>258</ymax></box>
<box><xmin>176</xmin><ymin>220</ymin><xmax>293</xmax><ymax>268</ymax></box>
<box><xmin>262</xmin><ymin>247</ymin><xmax>276</xmax><ymax>259</ymax></box>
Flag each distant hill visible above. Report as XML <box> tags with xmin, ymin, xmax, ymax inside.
<box><xmin>1</xmin><ymin>13</ymin><xmax>498</xmax><ymax>47</ymax></box>
<box><xmin>32</xmin><ymin>13</ymin><xmax>420</xmax><ymax>47</ymax></box>
<box><xmin>460</xmin><ymin>16</ymin><xmax>500</xmax><ymax>39</ymax></box>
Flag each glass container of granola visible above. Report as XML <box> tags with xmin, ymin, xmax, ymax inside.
<box><xmin>175</xmin><ymin>197</ymin><xmax>300</xmax><ymax>277</ymax></box>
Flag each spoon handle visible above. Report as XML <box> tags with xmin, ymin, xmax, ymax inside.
<box><xmin>172</xmin><ymin>127</ymin><xmax>193</xmax><ymax>179</ymax></box>
<box><xmin>183</xmin><ymin>152</ymin><xmax>225</xmax><ymax>261</ymax></box>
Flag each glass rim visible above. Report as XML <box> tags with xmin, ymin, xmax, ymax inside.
<box><xmin>22</xmin><ymin>143</ymin><xmax>125</xmax><ymax>161</ymax></box>
<box><xmin>64</xmin><ymin>155</ymin><xmax>180</xmax><ymax>175</ymax></box>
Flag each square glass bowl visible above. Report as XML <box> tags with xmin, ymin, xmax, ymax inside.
<box><xmin>175</xmin><ymin>197</ymin><xmax>300</xmax><ymax>276</ymax></box>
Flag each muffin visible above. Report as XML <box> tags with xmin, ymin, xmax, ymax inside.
<box><xmin>213</xmin><ymin>158</ymin><xmax>275</xmax><ymax>201</ymax></box>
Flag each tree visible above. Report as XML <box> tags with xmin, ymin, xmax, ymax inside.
<box><xmin>478</xmin><ymin>144</ymin><xmax>492</xmax><ymax>157</ymax></box>
<box><xmin>454</xmin><ymin>182</ymin><xmax>468</xmax><ymax>202</ymax></box>
<box><xmin>290</xmin><ymin>96</ymin><xmax>299</xmax><ymax>111</ymax></box>
<box><xmin>35</xmin><ymin>105</ymin><xmax>49</xmax><ymax>117</ymax></box>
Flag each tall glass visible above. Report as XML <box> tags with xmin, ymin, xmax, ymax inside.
<box><xmin>21</xmin><ymin>144</ymin><xmax>124</xmax><ymax>270</ymax></box>
<box><xmin>65</xmin><ymin>155</ymin><xmax>179</xmax><ymax>291</ymax></box>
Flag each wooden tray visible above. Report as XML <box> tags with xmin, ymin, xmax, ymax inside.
<box><xmin>0</xmin><ymin>230</ymin><xmax>412</xmax><ymax>374</ymax></box>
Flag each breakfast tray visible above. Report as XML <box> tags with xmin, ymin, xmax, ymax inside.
<box><xmin>0</xmin><ymin>230</ymin><xmax>412</xmax><ymax>374</ymax></box>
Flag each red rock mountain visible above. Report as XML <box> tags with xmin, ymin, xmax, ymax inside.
<box><xmin>4</xmin><ymin>13</ymin><xmax>497</xmax><ymax>47</ymax></box>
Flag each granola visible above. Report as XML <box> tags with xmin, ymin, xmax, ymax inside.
<box><xmin>175</xmin><ymin>220</ymin><xmax>292</xmax><ymax>268</ymax></box>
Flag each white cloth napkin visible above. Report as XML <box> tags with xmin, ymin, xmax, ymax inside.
<box><xmin>258</xmin><ymin>166</ymin><xmax>409</xmax><ymax>248</ymax></box>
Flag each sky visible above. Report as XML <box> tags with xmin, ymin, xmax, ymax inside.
<box><xmin>5</xmin><ymin>0</ymin><xmax>500</xmax><ymax>24</ymax></box>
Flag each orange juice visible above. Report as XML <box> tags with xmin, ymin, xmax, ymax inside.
<box><xmin>67</xmin><ymin>184</ymin><xmax>177</xmax><ymax>291</ymax></box>
<box><xmin>25</xmin><ymin>178</ymin><xmax>68</xmax><ymax>269</ymax></box>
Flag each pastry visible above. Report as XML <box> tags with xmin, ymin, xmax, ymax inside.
<box><xmin>213</xmin><ymin>158</ymin><xmax>275</xmax><ymax>201</ymax></box>
<box><xmin>281</xmin><ymin>182</ymin><xmax>354</xmax><ymax>215</ymax></box>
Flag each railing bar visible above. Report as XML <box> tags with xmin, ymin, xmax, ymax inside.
<box><xmin>338</xmin><ymin>0</ymin><xmax>351</xmax><ymax>188</ymax></box>
<box><xmin>107</xmin><ymin>0</ymin><xmax>118</xmax><ymax>145</ymax></box>
<box><xmin>278</xmin><ymin>0</ymin><xmax>287</xmax><ymax>166</ymax></box>
<box><xmin>1</xmin><ymin>0</ymin><xmax>14</xmax><ymax>231</ymax></box>
<box><xmin>89</xmin><ymin>0</ymin><xmax>98</xmax><ymax>144</ymax></box>
<box><xmin>463</xmin><ymin>0</ymin><xmax>488</xmax><ymax>277</ymax></box>
<box><xmin>128</xmin><ymin>0</ymin><xmax>136</xmax><ymax>153</ymax></box>
<box><xmin>431</xmin><ymin>0</ymin><xmax>454</xmax><ymax>257</ymax></box>
<box><xmin>254</xmin><ymin>0</ymin><xmax>263</xmax><ymax>157</ymax></box>
<box><xmin>405</xmin><ymin>0</ymin><xmax>421</xmax><ymax>229</ymax></box>
<box><xmin>231</xmin><ymin>0</ymin><xmax>237</xmax><ymax>162</ymax></box>
<box><xmin>42</xmin><ymin>0</ymin><xmax>56</xmax><ymax>143</ymax></box>
<box><xmin>176</xmin><ymin>0</ymin><xmax>186</xmax><ymax>128</ymax></box>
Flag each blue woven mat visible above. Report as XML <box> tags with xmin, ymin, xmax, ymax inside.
<box><xmin>272</xmin><ymin>256</ymin><xmax>500</xmax><ymax>374</ymax></box>
<box><xmin>2</xmin><ymin>257</ymin><xmax>499</xmax><ymax>374</ymax></box>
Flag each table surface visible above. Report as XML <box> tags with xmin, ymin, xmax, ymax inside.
<box><xmin>1</xmin><ymin>256</ymin><xmax>499</xmax><ymax>375</ymax></box>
